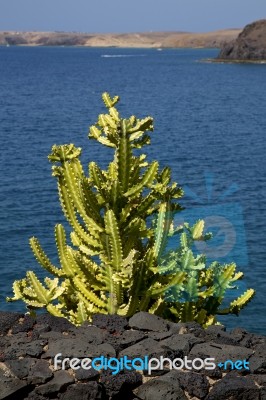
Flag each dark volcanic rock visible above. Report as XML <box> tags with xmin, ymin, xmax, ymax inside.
<box><xmin>0</xmin><ymin>311</ymin><xmax>23</xmax><ymax>334</ymax></box>
<box><xmin>107</xmin><ymin>329</ymin><xmax>147</xmax><ymax>352</ymax></box>
<box><xmin>206</xmin><ymin>374</ymin><xmax>260</xmax><ymax>400</ymax></box>
<box><xmin>11</xmin><ymin>315</ymin><xmax>36</xmax><ymax>334</ymax></box>
<box><xmin>189</xmin><ymin>342</ymin><xmax>254</xmax><ymax>363</ymax></box>
<box><xmin>27</xmin><ymin>359</ymin><xmax>53</xmax><ymax>384</ymax></box>
<box><xmin>0</xmin><ymin>367</ymin><xmax>28</xmax><ymax>400</ymax></box>
<box><xmin>129</xmin><ymin>311</ymin><xmax>169</xmax><ymax>332</ymax></box>
<box><xmin>119</xmin><ymin>337</ymin><xmax>177</xmax><ymax>359</ymax></box>
<box><xmin>35</xmin><ymin>314</ymin><xmax>75</xmax><ymax>332</ymax></box>
<box><xmin>217</xmin><ymin>19</ymin><xmax>266</xmax><ymax>61</ymax></box>
<box><xmin>43</xmin><ymin>337</ymin><xmax>115</xmax><ymax>359</ymax></box>
<box><xmin>100</xmin><ymin>370</ymin><xmax>142</xmax><ymax>398</ymax></box>
<box><xmin>60</xmin><ymin>382</ymin><xmax>103</xmax><ymax>400</ymax></box>
<box><xmin>6</xmin><ymin>358</ymin><xmax>35</xmax><ymax>379</ymax></box>
<box><xmin>160</xmin><ymin>333</ymin><xmax>204</xmax><ymax>356</ymax></box>
<box><xmin>75</xmin><ymin>366</ymin><xmax>100</xmax><ymax>381</ymax></box>
<box><xmin>92</xmin><ymin>314</ymin><xmax>128</xmax><ymax>334</ymax></box>
<box><xmin>135</xmin><ymin>370</ymin><xmax>187</xmax><ymax>400</ymax></box>
<box><xmin>166</xmin><ymin>370</ymin><xmax>209</xmax><ymax>399</ymax></box>
<box><xmin>34</xmin><ymin>370</ymin><xmax>74</xmax><ymax>395</ymax></box>
<box><xmin>0</xmin><ymin>311</ymin><xmax>266</xmax><ymax>399</ymax></box>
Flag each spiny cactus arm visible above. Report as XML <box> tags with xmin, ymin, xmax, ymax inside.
<box><xmin>97</xmin><ymin>261</ymin><xmax>118</xmax><ymax>314</ymax></box>
<box><xmin>59</xmin><ymin>162</ymin><xmax>104</xmax><ymax>235</ymax></box>
<box><xmin>218</xmin><ymin>288</ymin><xmax>255</xmax><ymax>315</ymax></box>
<box><xmin>138</xmin><ymin>250</ymin><xmax>157</xmax><ymax>310</ymax></box>
<box><xmin>102</xmin><ymin>92</ymin><xmax>120</xmax><ymax>108</ymax></box>
<box><xmin>196</xmin><ymin>309</ymin><xmax>216</xmax><ymax>327</ymax></box>
<box><xmin>158</xmin><ymin>167</ymin><xmax>171</xmax><ymax>186</ymax></box>
<box><xmin>124</xmin><ymin>161</ymin><xmax>159</xmax><ymax>198</ymax></box>
<box><xmin>128</xmin><ymin>116</ymin><xmax>153</xmax><ymax>135</ymax></box>
<box><xmin>70</xmin><ymin>251</ymin><xmax>102</xmax><ymax>290</ymax></box>
<box><xmin>30</xmin><ymin>237</ymin><xmax>63</xmax><ymax>277</ymax></box>
<box><xmin>48</xmin><ymin>144</ymin><xmax>82</xmax><ymax>163</ymax></box>
<box><xmin>151</xmin><ymin>271</ymin><xmax>186</xmax><ymax>296</ymax></box>
<box><xmin>231</xmin><ymin>271</ymin><xmax>244</xmax><ymax>281</ymax></box>
<box><xmin>122</xmin><ymin>218</ymin><xmax>148</xmax><ymax>256</ymax></box>
<box><xmin>55</xmin><ymin>224</ymin><xmax>76</xmax><ymax>277</ymax></box>
<box><xmin>229</xmin><ymin>288</ymin><xmax>255</xmax><ymax>314</ymax></box>
<box><xmin>196</xmin><ymin>309</ymin><xmax>209</xmax><ymax>326</ymax></box>
<box><xmin>180</xmin><ymin>302</ymin><xmax>197</xmax><ymax>322</ymax></box>
<box><xmin>149</xmin><ymin>297</ymin><xmax>164</xmax><ymax>314</ymax></box>
<box><xmin>117</xmin><ymin>259</ymin><xmax>148</xmax><ymax>317</ymax></box>
<box><xmin>80</xmin><ymin>178</ymin><xmax>103</xmax><ymax>223</ymax></box>
<box><xmin>192</xmin><ymin>220</ymin><xmax>205</xmax><ymax>240</ymax></box>
<box><xmin>75</xmin><ymin>291</ymin><xmax>107</xmax><ymax>314</ymax></box>
<box><xmin>104</xmin><ymin>210</ymin><xmax>123</xmax><ymax>271</ymax></box>
<box><xmin>46</xmin><ymin>304</ymin><xmax>65</xmax><ymax>318</ymax></box>
<box><xmin>65</xmin><ymin>247</ymin><xmax>100</xmax><ymax>289</ymax></box>
<box><xmin>59</xmin><ymin>185</ymin><xmax>102</xmax><ymax>249</ymax></box>
<box><xmin>89</xmin><ymin>162</ymin><xmax>109</xmax><ymax>200</ymax></box>
<box><xmin>128</xmin><ymin>155</ymin><xmax>147</xmax><ymax>186</ymax></box>
<box><xmin>89</xmin><ymin>126</ymin><xmax>116</xmax><ymax>148</ymax></box>
<box><xmin>131</xmin><ymin>134</ymin><xmax>151</xmax><ymax>149</ymax></box>
<box><xmin>117</xmin><ymin>120</ymin><xmax>132</xmax><ymax>192</ymax></box>
<box><xmin>109</xmin><ymin>180</ymin><xmax>122</xmax><ymax>211</ymax></box>
<box><xmin>153</xmin><ymin>201</ymin><xmax>173</xmax><ymax>259</ymax></box>
<box><xmin>7</xmin><ymin>273</ymin><xmax>65</xmax><ymax>308</ymax></box>
<box><xmin>182</xmin><ymin>276</ymin><xmax>199</xmax><ymax>302</ymax></box>
<box><xmin>214</xmin><ymin>263</ymin><xmax>237</xmax><ymax>297</ymax></box>
<box><xmin>180</xmin><ymin>249</ymin><xmax>195</xmax><ymax>271</ymax></box>
<box><xmin>72</xmin><ymin>276</ymin><xmax>107</xmax><ymax>310</ymax></box>
<box><xmin>75</xmin><ymin>301</ymin><xmax>88</xmax><ymax>324</ymax></box>
<box><xmin>136</xmin><ymin>192</ymin><xmax>158</xmax><ymax>216</ymax></box>
<box><xmin>158</xmin><ymin>258</ymin><xmax>180</xmax><ymax>274</ymax></box>
<box><xmin>89</xmin><ymin>94</ymin><xmax>120</xmax><ymax>148</ymax></box>
<box><xmin>117</xmin><ymin>295</ymin><xmax>139</xmax><ymax>317</ymax></box>
<box><xmin>62</xmin><ymin>161</ymin><xmax>103</xmax><ymax>230</ymax></box>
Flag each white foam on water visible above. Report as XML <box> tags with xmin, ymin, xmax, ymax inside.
<box><xmin>101</xmin><ymin>54</ymin><xmax>146</xmax><ymax>58</ymax></box>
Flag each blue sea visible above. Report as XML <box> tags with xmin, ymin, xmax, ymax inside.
<box><xmin>0</xmin><ymin>46</ymin><xmax>265</xmax><ymax>334</ymax></box>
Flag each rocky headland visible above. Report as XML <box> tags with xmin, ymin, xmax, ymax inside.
<box><xmin>0</xmin><ymin>311</ymin><xmax>265</xmax><ymax>399</ymax></box>
<box><xmin>0</xmin><ymin>29</ymin><xmax>241</xmax><ymax>48</ymax></box>
<box><xmin>217</xmin><ymin>19</ymin><xmax>266</xmax><ymax>62</ymax></box>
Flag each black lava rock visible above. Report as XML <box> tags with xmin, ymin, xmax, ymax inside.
<box><xmin>135</xmin><ymin>370</ymin><xmax>187</xmax><ymax>400</ymax></box>
<box><xmin>0</xmin><ymin>311</ymin><xmax>23</xmax><ymax>335</ymax></box>
<box><xmin>206</xmin><ymin>374</ymin><xmax>260</xmax><ymax>400</ymax></box>
<box><xmin>60</xmin><ymin>382</ymin><xmax>103</xmax><ymax>400</ymax></box>
<box><xmin>100</xmin><ymin>370</ymin><xmax>142</xmax><ymax>398</ymax></box>
<box><xmin>128</xmin><ymin>312</ymin><xmax>169</xmax><ymax>332</ymax></box>
<box><xmin>91</xmin><ymin>314</ymin><xmax>128</xmax><ymax>334</ymax></box>
<box><xmin>0</xmin><ymin>311</ymin><xmax>265</xmax><ymax>399</ymax></box>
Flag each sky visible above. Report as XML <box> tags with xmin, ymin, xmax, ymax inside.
<box><xmin>0</xmin><ymin>0</ymin><xmax>266</xmax><ymax>33</ymax></box>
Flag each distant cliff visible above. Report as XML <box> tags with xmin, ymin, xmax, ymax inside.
<box><xmin>217</xmin><ymin>19</ymin><xmax>266</xmax><ymax>61</ymax></box>
<box><xmin>0</xmin><ymin>29</ymin><xmax>241</xmax><ymax>48</ymax></box>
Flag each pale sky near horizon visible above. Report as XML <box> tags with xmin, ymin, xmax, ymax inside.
<box><xmin>0</xmin><ymin>0</ymin><xmax>266</xmax><ymax>33</ymax></box>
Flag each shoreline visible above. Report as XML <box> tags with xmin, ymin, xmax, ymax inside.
<box><xmin>0</xmin><ymin>29</ymin><xmax>241</xmax><ymax>49</ymax></box>
<box><xmin>204</xmin><ymin>58</ymin><xmax>266</xmax><ymax>64</ymax></box>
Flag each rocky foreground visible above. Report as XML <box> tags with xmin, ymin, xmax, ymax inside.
<box><xmin>0</xmin><ymin>29</ymin><xmax>240</xmax><ymax>48</ymax></box>
<box><xmin>0</xmin><ymin>311</ymin><xmax>265</xmax><ymax>399</ymax></box>
<box><xmin>217</xmin><ymin>19</ymin><xmax>266</xmax><ymax>61</ymax></box>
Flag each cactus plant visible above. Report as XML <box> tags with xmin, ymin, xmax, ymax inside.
<box><xmin>7</xmin><ymin>93</ymin><xmax>255</xmax><ymax>326</ymax></box>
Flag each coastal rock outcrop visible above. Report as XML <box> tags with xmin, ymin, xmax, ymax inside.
<box><xmin>217</xmin><ymin>19</ymin><xmax>266</xmax><ymax>61</ymax></box>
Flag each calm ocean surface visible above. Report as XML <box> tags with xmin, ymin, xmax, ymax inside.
<box><xmin>0</xmin><ymin>47</ymin><xmax>265</xmax><ymax>334</ymax></box>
